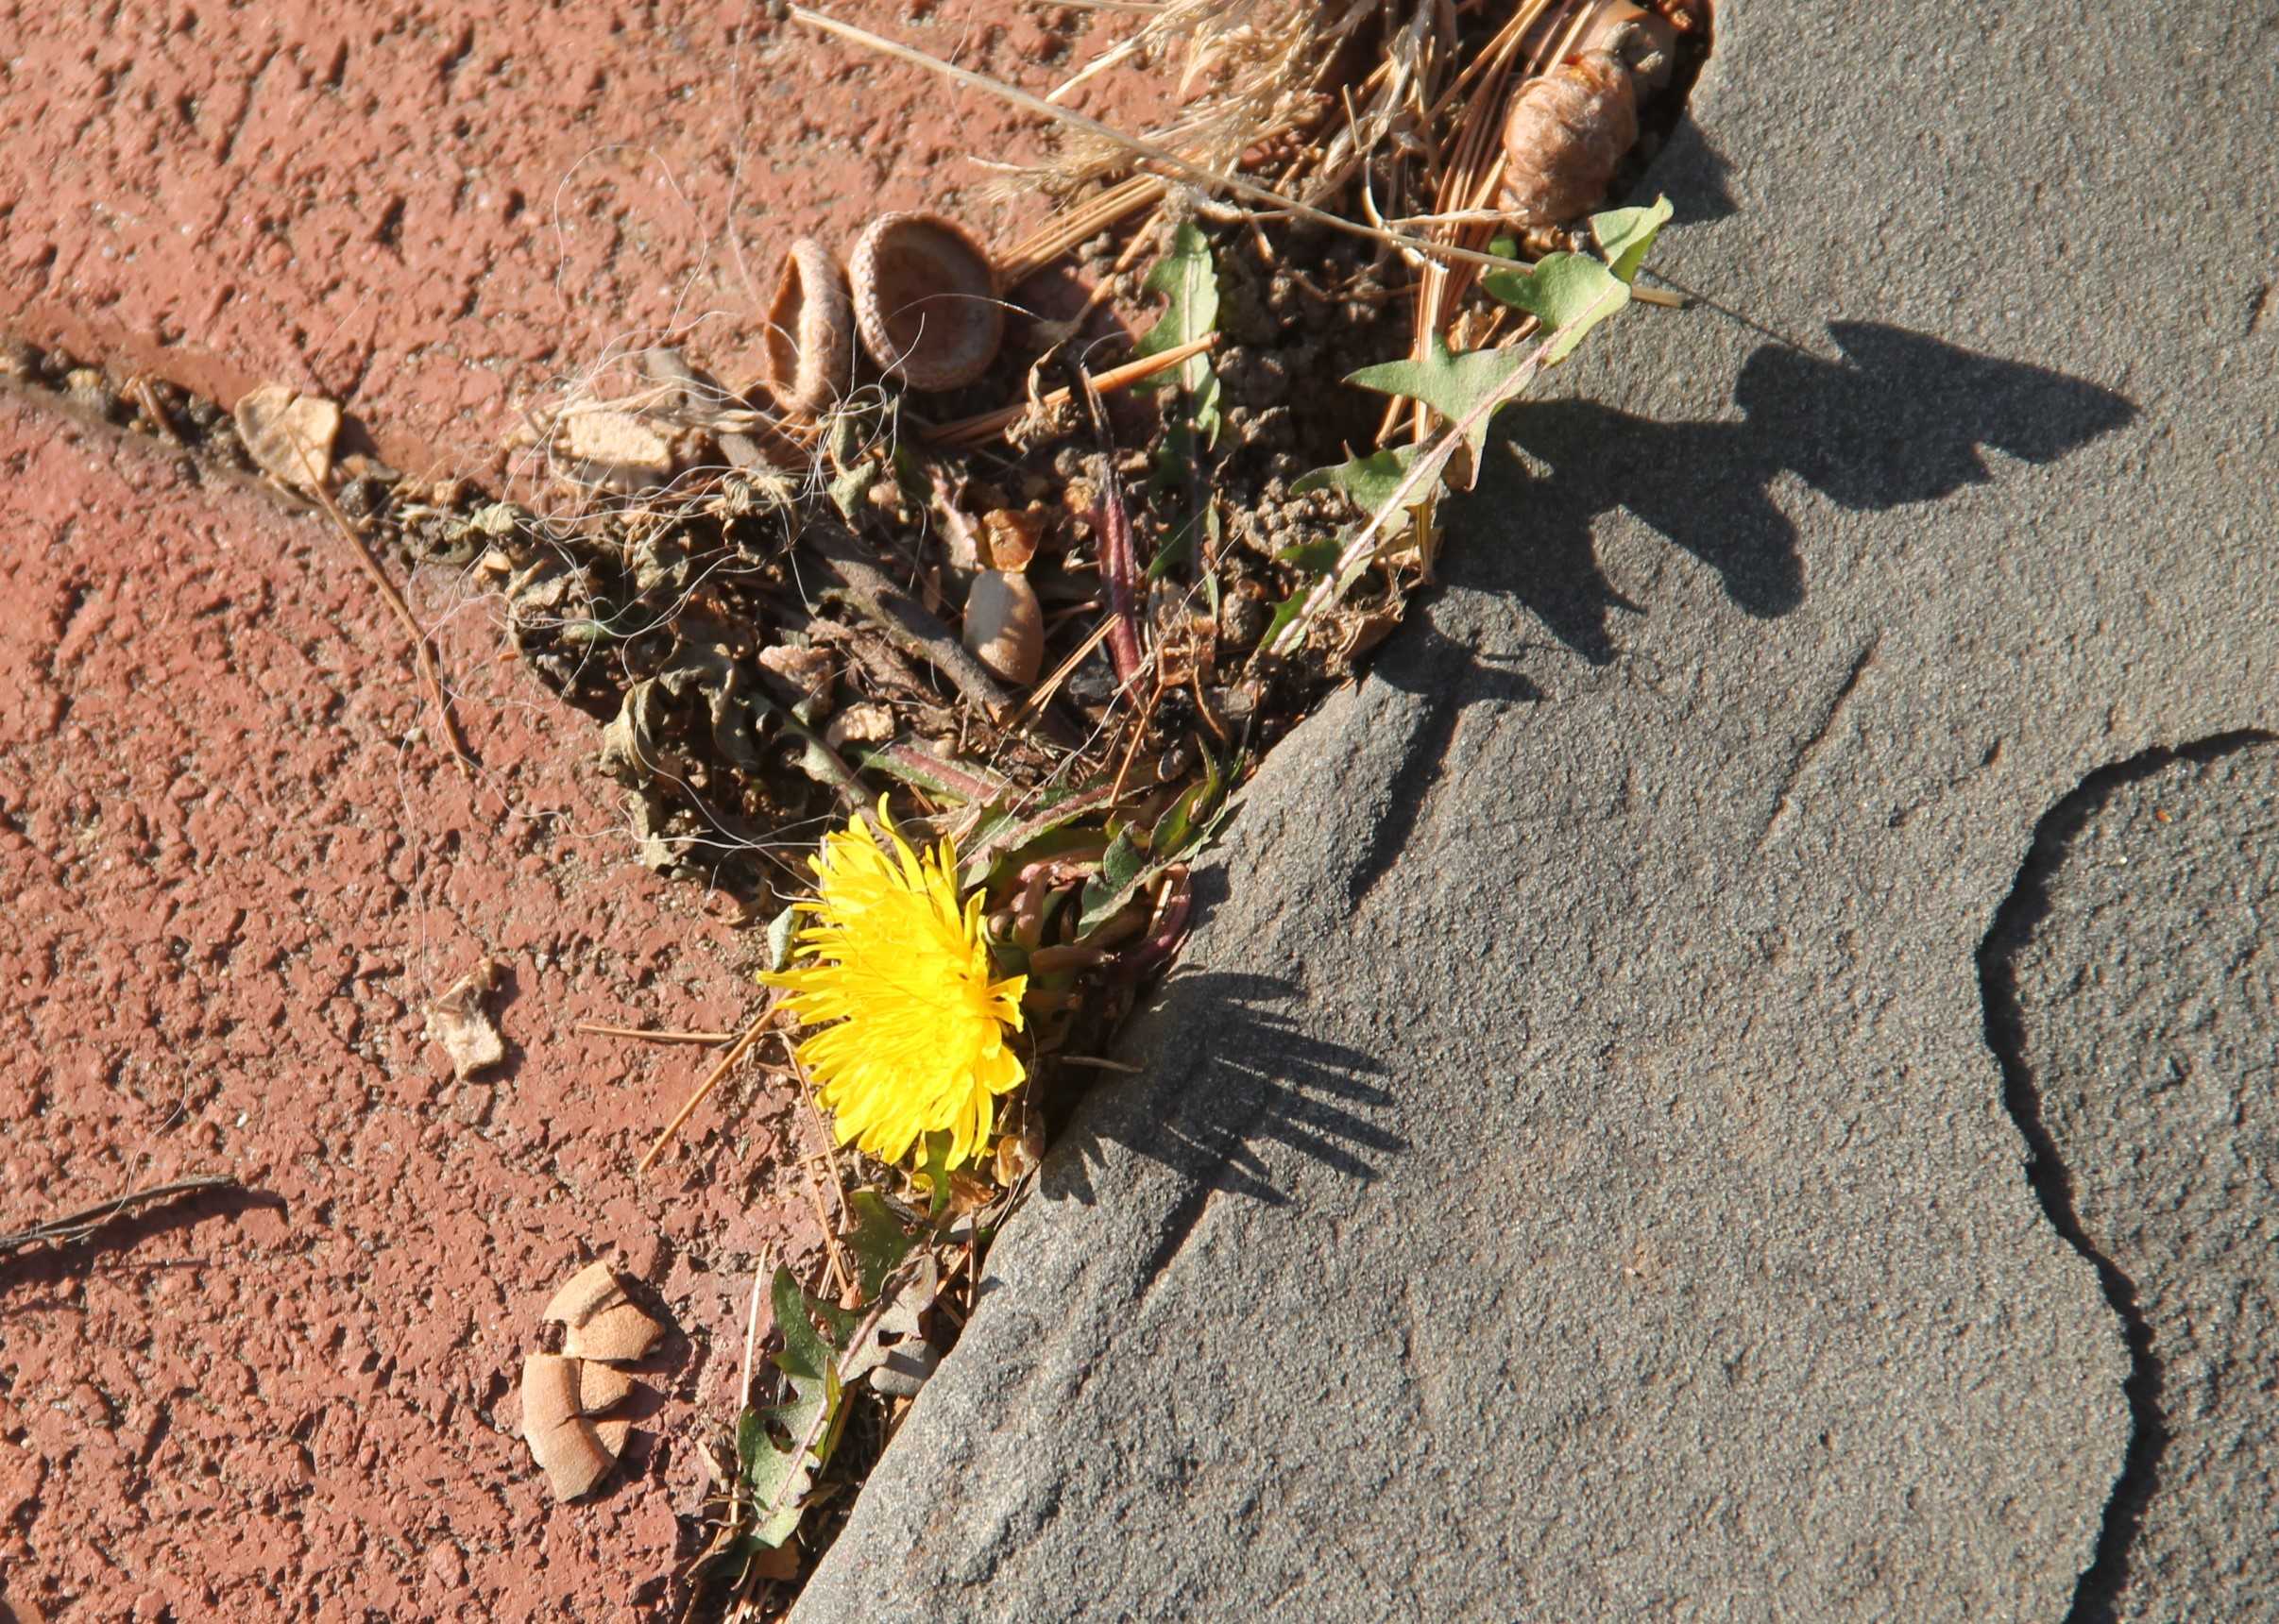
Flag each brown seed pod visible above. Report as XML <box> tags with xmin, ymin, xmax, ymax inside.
<box><xmin>761</xmin><ymin>237</ymin><xmax>854</xmax><ymax>414</ymax></box>
<box><xmin>848</xmin><ymin>212</ymin><xmax>1004</xmax><ymax>392</ymax></box>
<box><xmin>962</xmin><ymin>568</ymin><xmax>1044</xmax><ymax>685</ymax></box>
<box><xmin>1576</xmin><ymin>1</ymin><xmax>1679</xmax><ymax>93</ymax></box>
<box><xmin>1500</xmin><ymin>47</ymin><xmax>1640</xmax><ymax>229</ymax></box>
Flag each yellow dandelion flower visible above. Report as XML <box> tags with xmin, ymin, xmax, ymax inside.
<box><xmin>760</xmin><ymin>801</ymin><xmax>1027</xmax><ymax>1168</ymax></box>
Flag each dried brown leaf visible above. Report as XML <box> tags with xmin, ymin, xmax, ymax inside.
<box><xmin>233</xmin><ymin>382</ymin><xmax>341</xmax><ymax>493</ymax></box>
<box><xmin>424</xmin><ymin>957</ymin><xmax>506</xmax><ymax>1081</ymax></box>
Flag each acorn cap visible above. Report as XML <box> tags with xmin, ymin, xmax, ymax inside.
<box><xmin>849</xmin><ymin>212</ymin><xmax>1004</xmax><ymax>392</ymax></box>
<box><xmin>761</xmin><ymin>237</ymin><xmax>854</xmax><ymax>414</ymax></box>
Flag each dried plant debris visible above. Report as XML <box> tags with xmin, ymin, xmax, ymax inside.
<box><xmin>424</xmin><ymin>956</ymin><xmax>507</xmax><ymax>1081</ymax></box>
<box><xmin>840</xmin><ymin>1255</ymin><xmax>944</xmax><ymax>1399</ymax></box>
<box><xmin>232</xmin><ymin>382</ymin><xmax>342</xmax><ymax>492</ymax></box>
<box><xmin>13</xmin><ymin>8</ymin><xmax>1713</xmax><ymax>1588</ymax></box>
<box><xmin>690</xmin><ymin>1191</ymin><xmax>961</xmax><ymax>1611</ymax></box>
<box><xmin>565</xmin><ymin>12</ymin><xmax>1703</xmax><ymax>1598</ymax></box>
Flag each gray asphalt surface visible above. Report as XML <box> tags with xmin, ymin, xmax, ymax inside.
<box><xmin>799</xmin><ymin>3</ymin><xmax>2279</xmax><ymax>1616</ymax></box>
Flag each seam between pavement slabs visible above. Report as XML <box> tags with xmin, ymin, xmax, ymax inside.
<box><xmin>1977</xmin><ymin>727</ymin><xmax>2277</xmax><ymax>1624</ymax></box>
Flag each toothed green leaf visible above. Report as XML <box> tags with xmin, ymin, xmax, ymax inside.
<box><xmin>1481</xmin><ymin>195</ymin><xmax>1672</xmax><ymax>362</ymax></box>
<box><xmin>1345</xmin><ymin>335</ymin><xmax>1540</xmax><ymax>463</ymax></box>
<box><xmin>1481</xmin><ymin>254</ymin><xmax>1628</xmax><ymax>363</ymax></box>
<box><xmin>1134</xmin><ymin>222</ymin><xmax>1223</xmax><ymax>447</ymax></box>
<box><xmin>1077</xmin><ymin>830</ymin><xmax>1148</xmax><ymax>937</ymax></box>
<box><xmin>740</xmin><ymin>1267</ymin><xmax>850</xmax><ymax>1548</ymax></box>
<box><xmin>770</xmin><ymin>1267</ymin><xmax>836</xmax><ymax>1383</ymax></box>
<box><xmin>843</xmin><ymin>1190</ymin><xmax>917</xmax><ymax>1303</ymax></box>
<box><xmin>1276</xmin><ymin>534</ymin><xmax>1343</xmax><ymax>574</ymax></box>
<box><xmin>918</xmin><ymin>1131</ymin><xmax>954</xmax><ymax>1218</ymax></box>
<box><xmin>1290</xmin><ymin>446</ymin><xmax>1424</xmax><ymax>517</ymax></box>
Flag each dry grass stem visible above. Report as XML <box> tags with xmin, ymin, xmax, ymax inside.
<box><xmin>998</xmin><ymin>615</ymin><xmax>1118</xmax><ymax>740</ymax></box>
<box><xmin>638</xmin><ymin>1007</ymin><xmax>774</xmax><ymax>1173</ymax></box>
<box><xmin>308</xmin><ymin>480</ymin><xmax>476</xmax><ymax>775</ymax></box>
<box><xmin>996</xmin><ymin>174</ymin><xmax>1168</xmax><ymax>285</ymax></box>
<box><xmin>925</xmin><ymin>332</ymin><xmax>1220</xmax><ymax>448</ymax></box>
<box><xmin>576</xmin><ymin>1022</ymin><xmax>739</xmax><ymax>1045</ymax></box>
<box><xmin>790</xmin><ymin>8</ymin><xmax>1532</xmax><ymax>277</ymax></box>
<box><xmin>797</xmin><ymin>1147</ymin><xmax>854</xmax><ymax>1299</ymax></box>
<box><xmin>787</xmin><ymin>1049</ymin><xmax>852</xmax><ymax>1237</ymax></box>
<box><xmin>0</xmin><ymin>1174</ymin><xmax>243</xmax><ymax>1257</ymax></box>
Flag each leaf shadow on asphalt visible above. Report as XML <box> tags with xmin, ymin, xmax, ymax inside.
<box><xmin>1042</xmin><ymin>958</ymin><xmax>1405</xmax><ymax>1210</ymax></box>
<box><xmin>1027</xmin><ymin>329</ymin><xmax>2139</xmax><ymax>1211</ymax></box>
<box><xmin>1483</xmin><ymin>320</ymin><xmax>2142</xmax><ymax>665</ymax></box>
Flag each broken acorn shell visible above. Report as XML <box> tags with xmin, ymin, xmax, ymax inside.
<box><xmin>543</xmin><ymin>1260</ymin><xmax>666</xmax><ymax>1362</ymax></box>
<box><xmin>761</xmin><ymin>237</ymin><xmax>855</xmax><ymax>414</ymax></box>
<box><xmin>520</xmin><ymin>1352</ymin><xmax>636</xmax><ymax>1501</ymax></box>
<box><xmin>848</xmin><ymin>212</ymin><xmax>1004</xmax><ymax>392</ymax></box>
<box><xmin>542</xmin><ymin>1259</ymin><xmax>622</xmax><ymax>1326</ymax></box>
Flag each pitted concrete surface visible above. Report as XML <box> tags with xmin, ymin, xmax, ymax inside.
<box><xmin>797</xmin><ymin>1</ymin><xmax>2278</xmax><ymax>1617</ymax></box>
<box><xmin>0</xmin><ymin>0</ymin><xmax>1147</xmax><ymax>477</ymax></box>
<box><xmin>0</xmin><ymin>398</ymin><xmax>785</xmax><ymax>1618</ymax></box>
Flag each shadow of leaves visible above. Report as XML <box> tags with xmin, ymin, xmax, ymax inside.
<box><xmin>1479</xmin><ymin>321</ymin><xmax>2140</xmax><ymax>663</ymax></box>
<box><xmin>1045</xmin><ymin>966</ymin><xmax>1404</xmax><ymax>1210</ymax></box>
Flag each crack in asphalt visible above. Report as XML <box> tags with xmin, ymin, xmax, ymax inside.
<box><xmin>1977</xmin><ymin>728</ymin><xmax>2274</xmax><ymax>1622</ymax></box>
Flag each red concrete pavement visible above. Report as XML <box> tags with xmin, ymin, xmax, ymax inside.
<box><xmin>0</xmin><ymin>3</ymin><xmax>1165</xmax><ymax>1612</ymax></box>
<box><xmin>0</xmin><ymin>3</ymin><xmax>1152</xmax><ymax>1611</ymax></box>
<box><xmin>0</xmin><ymin>390</ymin><xmax>828</xmax><ymax>1619</ymax></box>
<box><xmin>0</xmin><ymin>0</ymin><xmax>1131</xmax><ymax>478</ymax></box>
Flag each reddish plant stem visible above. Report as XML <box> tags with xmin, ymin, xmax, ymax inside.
<box><xmin>1079</xmin><ymin>369</ymin><xmax>1146</xmax><ymax>693</ymax></box>
<box><xmin>1118</xmin><ymin>871</ymin><xmax>1194</xmax><ymax>980</ymax></box>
